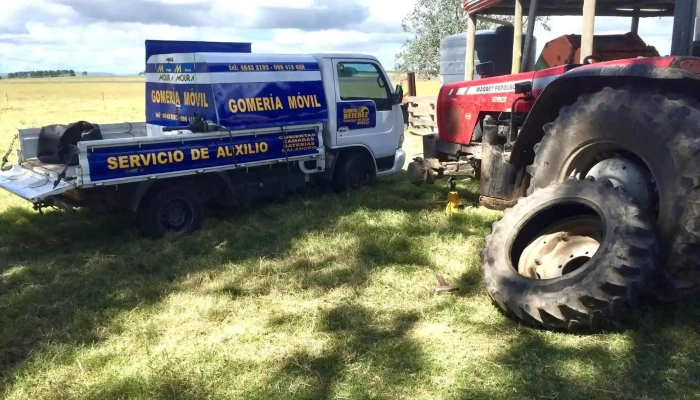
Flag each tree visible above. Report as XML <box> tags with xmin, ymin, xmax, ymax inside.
<box><xmin>82</xmin><ymin>71</ymin><xmax>88</xmax><ymax>76</ymax></box>
<box><xmin>6</xmin><ymin>69</ymin><xmax>82</xmax><ymax>79</ymax></box>
<box><xmin>396</xmin><ymin>0</ymin><xmax>550</xmax><ymax>78</ymax></box>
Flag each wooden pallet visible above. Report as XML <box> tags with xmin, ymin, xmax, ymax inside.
<box><xmin>407</xmin><ymin>96</ymin><xmax>438</xmax><ymax>136</ymax></box>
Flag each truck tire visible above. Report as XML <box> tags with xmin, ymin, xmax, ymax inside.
<box><xmin>139</xmin><ymin>185</ymin><xmax>204</xmax><ymax>239</ymax></box>
<box><xmin>528</xmin><ymin>87</ymin><xmax>700</xmax><ymax>296</ymax></box>
<box><xmin>481</xmin><ymin>179</ymin><xmax>659</xmax><ymax>333</ymax></box>
<box><xmin>332</xmin><ymin>153</ymin><xmax>371</xmax><ymax>193</ymax></box>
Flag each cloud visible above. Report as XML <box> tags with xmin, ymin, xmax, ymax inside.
<box><xmin>0</xmin><ymin>0</ymin><xmax>413</xmax><ymax>74</ymax></box>
<box><xmin>250</xmin><ymin>0</ymin><xmax>370</xmax><ymax>31</ymax></box>
<box><xmin>51</xmin><ymin>0</ymin><xmax>221</xmax><ymax>27</ymax></box>
<box><xmin>2</xmin><ymin>1</ymin><xmax>677</xmax><ymax>77</ymax></box>
<box><xmin>0</xmin><ymin>1</ymin><xmax>75</xmax><ymax>35</ymax></box>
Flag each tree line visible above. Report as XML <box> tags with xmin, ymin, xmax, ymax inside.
<box><xmin>6</xmin><ymin>70</ymin><xmax>85</xmax><ymax>79</ymax></box>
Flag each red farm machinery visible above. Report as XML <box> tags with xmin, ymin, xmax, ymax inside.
<box><xmin>408</xmin><ymin>0</ymin><xmax>700</xmax><ymax>332</ymax></box>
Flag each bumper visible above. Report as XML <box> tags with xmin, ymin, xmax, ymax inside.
<box><xmin>377</xmin><ymin>149</ymin><xmax>406</xmax><ymax>177</ymax></box>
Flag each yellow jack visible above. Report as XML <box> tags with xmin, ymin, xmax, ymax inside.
<box><xmin>445</xmin><ymin>179</ymin><xmax>461</xmax><ymax>215</ymax></box>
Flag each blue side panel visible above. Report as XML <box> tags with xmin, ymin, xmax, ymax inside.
<box><xmin>146</xmin><ymin>81</ymin><xmax>328</xmax><ymax>129</ymax></box>
<box><xmin>146</xmin><ymin>83</ymin><xmax>218</xmax><ymax>126</ymax></box>
<box><xmin>144</xmin><ymin>40</ymin><xmax>251</xmax><ymax>63</ymax></box>
<box><xmin>337</xmin><ymin>101</ymin><xmax>377</xmax><ymax>130</ymax></box>
<box><xmin>87</xmin><ymin>130</ymin><xmax>320</xmax><ymax>182</ymax></box>
<box><xmin>145</xmin><ymin>53</ymin><xmax>328</xmax><ymax>130</ymax></box>
<box><xmin>212</xmin><ymin>81</ymin><xmax>328</xmax><ymax>130</ymax></box>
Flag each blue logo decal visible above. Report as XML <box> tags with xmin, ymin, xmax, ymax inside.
<box><xmin>337</xmin><ymin>101</ymin><xmax>377</xmax><ymax>130</ymax></box>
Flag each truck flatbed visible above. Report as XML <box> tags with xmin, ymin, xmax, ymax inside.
<box><xmin>0</xmin><ymin>122</ymin><xmax>324</xmax><ymax>203</ymax></box>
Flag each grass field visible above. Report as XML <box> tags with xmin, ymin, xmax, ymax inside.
<box><xmin>1</xmin><ymin>77</ymin><xmax>700</xmax><ymax>399</ymax></box>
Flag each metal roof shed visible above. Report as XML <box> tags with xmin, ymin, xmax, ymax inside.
<box><xmin>459</xmin><ymin>0</ymin><xmax>697</xmax><ymax>79</ymax></box>
<box><xmin>464</xmin><ymin>0</ymin><xmax>676</xmax><ymax>17</ymax></box>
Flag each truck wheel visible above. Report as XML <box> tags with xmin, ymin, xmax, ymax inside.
<box><xmin>528</xmin><ymin>87</ymin><xmax>700</xmax><ymax>297</ymax></box>
<box><xmin>332</xmin><ymin>153</ymin><xmax>371</xmax><ymax>192</ymax></box>
<box><xmin>139</xmin><ymin>185</ymin><xmax>204</xmax><ymax>239</ymax></box>
<box><xmin>481</xmin><ymin>179</ymin><xmax>659</xmax><ymax>333</ymax></box>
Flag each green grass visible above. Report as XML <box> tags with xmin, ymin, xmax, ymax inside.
<box><xmin>2</xmin><ymin>166</ymin><xmax>700</xmax><ymax>399</ymax></box>
<box><xmin>2</xmin><ymin>79</ymin><xmax>700</xmax><ymax>399</ymax></box>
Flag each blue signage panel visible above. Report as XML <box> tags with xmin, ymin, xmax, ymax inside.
<box><xmin>211</xmin><ymin>81</ymin><xmax>328</xmax><ymax>130</ymax></box>
<box><xmin>146</xmin><ymin>83</ymin><xmax>217</xmax><ymax>127</ymax></box>
<box><xmin>337</xmin><ymin>101</ymin><xmax>377</xmax><ymax>130</ymax></box>
<box><xmin>145</xmin><ymin>80</ymin><xmax>328</xmax><ymax>130</ymax></box>
<box><xmin>87</xmin><ymin>130</ymin><xmax>320</xmax><ymax>182</ymax></box>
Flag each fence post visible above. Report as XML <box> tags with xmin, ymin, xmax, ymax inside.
<box><xmin>407</xmin><ymin>72</ymin><xmax>417</xmax><ymax>97</ymax></box>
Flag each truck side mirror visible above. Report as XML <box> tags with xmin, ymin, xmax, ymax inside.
<box><xmin>394</xmin><ymin>84</ymin><xmax>404</xmax><ymax>105</ymax></box>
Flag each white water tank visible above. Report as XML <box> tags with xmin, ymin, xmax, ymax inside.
<box><xmin>440</xmin><ymin>26</ymin><xmax>537</xmax><ymax>85</ymax></box>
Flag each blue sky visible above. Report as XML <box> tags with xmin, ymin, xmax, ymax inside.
<box><xmin>0</xmin><ymin>0</ymin><xmax>677</xmax><ymax>75</ymax></box>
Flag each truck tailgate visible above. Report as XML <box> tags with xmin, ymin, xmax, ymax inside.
<box><xmin>0</xmin><ymin>165</ymin><xmax>75</xmax><ymax>202</ymax></box>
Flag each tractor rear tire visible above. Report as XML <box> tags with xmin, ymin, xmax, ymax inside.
<box><xmin>528</xmin><ymin>87</ymin><xmax>700</xmax><ymax>297</ymax></box>
<box><xmin>481</xmin><ymin>179</ymin><xmax>659</xmax><ymax>333</ymax></box>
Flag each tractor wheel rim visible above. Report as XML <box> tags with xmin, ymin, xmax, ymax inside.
<box><xmin>517</xmin><ymin>216</ymin><xmax>602</xmax><ymax>280</ymax></box>
<box><xmin>559</xmin><ymin>142</ymin><xmax>658</xmax><ymax>214</ymax></box>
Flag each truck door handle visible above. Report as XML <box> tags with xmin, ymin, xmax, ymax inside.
<box><xmin>338</xmin><ymin>127</ymin><xmax>349</xmax><ymax>133</ymax></box>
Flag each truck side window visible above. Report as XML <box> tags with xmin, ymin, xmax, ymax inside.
<box><xmin>337</xmin><ymin>62</ymin><xmax>392</xmax><ymax>112</ymax></box>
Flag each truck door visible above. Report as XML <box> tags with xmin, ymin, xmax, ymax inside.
<box><xmin>332</xmin><ymin>59</ymin><xmax>400</xmax><ymax>159</ymax></box>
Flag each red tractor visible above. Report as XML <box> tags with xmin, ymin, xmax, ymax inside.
<box><xmin>408</xmin><ymin>0</ymin><xmax>700</xmax><ymax>332</ymax></box>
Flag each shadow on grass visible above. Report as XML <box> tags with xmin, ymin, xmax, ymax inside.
<box><xmin>10</xmin><ymin>168</ymin><xmax>700</xmax><ymax>399</ymax></box>
<box><xmin>453</xmin><ymin>297</ymin><xmax>700</xmax><ymax>400</ymax></box>
<box><xmin>0</xmin><ymin>171</ymin><xmax>477</xmax><ymax>393</ymax></box>
<box><xmin>248</xmin><ymin>304</ymin><xmax>423</xmax><ymax>400</ymax></box>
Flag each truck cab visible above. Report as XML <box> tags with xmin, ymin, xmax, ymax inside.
<box><xmin>316</xmin><ymin>54</ymin><xmax>406</xmax><ymax>175</ymax></box>
<box><xmin>145</xmin><ymin>51</ymin><xmax>406</xmax><ymax>184</ymax></box>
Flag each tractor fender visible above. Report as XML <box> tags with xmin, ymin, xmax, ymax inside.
<box><xmin>511</xmin><ymin>62</ymin><xmax>700</xmax><ymax>166</ymax></box>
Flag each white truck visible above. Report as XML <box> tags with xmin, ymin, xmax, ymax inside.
<box><xmin>0</xmin><ymin>41</ymin><xmax>406</xmax><ymax>238</ymax></box>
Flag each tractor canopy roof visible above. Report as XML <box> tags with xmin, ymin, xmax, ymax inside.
<box><xmin>464</xmin><ymin>0</ymin><xmax>676</xmax><ymax>17</ymax></box>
